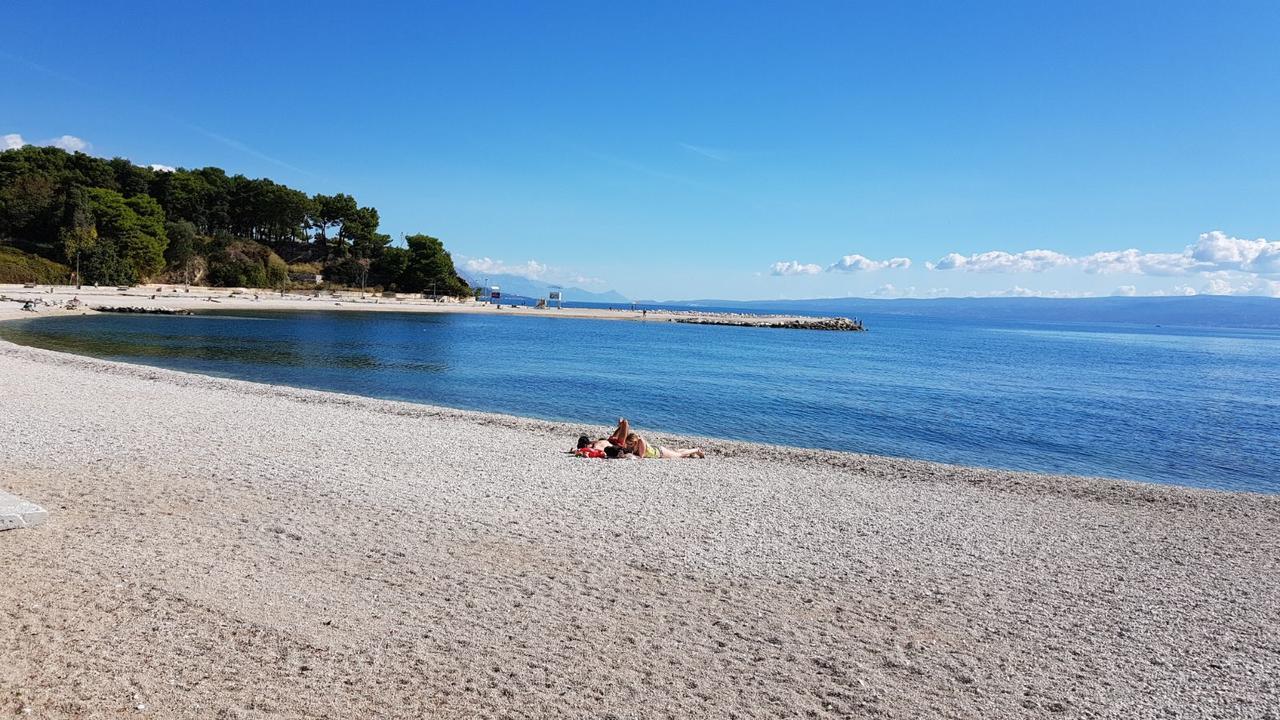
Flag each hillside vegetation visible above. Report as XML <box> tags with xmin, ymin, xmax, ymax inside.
<box><xmin>0</xmin><ymin>146</ymin><xmax>470</xmax><ymax>294</ymax></box>
<box><xmin>0</xmin><ymin>245</ymin><xmax>71</xmax><ymax>284</ymax></box>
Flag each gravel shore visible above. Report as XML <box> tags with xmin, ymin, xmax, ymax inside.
<box><xmin>1</xmin><ymin>338</ymin><xmax>1277</xmax><ymax>719</ymax></box>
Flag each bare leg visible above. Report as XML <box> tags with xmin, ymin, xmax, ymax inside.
<box><xmin>608</xmin><ymin>418</ymin><xmax>630</xmax><ymax>446</ymax></box>
<box><xmin>658</xmin><ymin>447</ymin><xmax>704</xmax><ymax>459</ymax></box>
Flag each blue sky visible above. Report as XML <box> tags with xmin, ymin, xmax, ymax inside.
<box><xmin>4</xmin><ymin>0</ymin><xmax>1280</xmax><ymax>300</ymax></box>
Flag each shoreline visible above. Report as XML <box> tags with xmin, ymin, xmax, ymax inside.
<box><xmin>2</xmin><ymin>338</ymin><xmax>1277</xmax><ymax>717</ymax></box>
<box><xmin>0</xmin><ymin>304</ymin><xmax>1267</xmax><ymax>500</ymax></box>
<box><xmin>5</xmin><ymin>336</ymin><xmax>1277</xmax><ymax>508</ymax></box>
<box><xmin>1</xmin><ymin>335</ymin><xmax>1267</xmax><ymax>505</ymax></box>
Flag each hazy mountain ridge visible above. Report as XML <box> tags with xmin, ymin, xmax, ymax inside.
<box><xmin>456</xmin><ymin>271</ymin><xmax>629</xmax><ymax>304</ymax></box>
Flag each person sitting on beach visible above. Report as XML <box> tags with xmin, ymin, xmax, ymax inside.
<box><xmin>612</xmin><ymin>418</ymin><xmax>705</xmax><ymax>459</ymax></box>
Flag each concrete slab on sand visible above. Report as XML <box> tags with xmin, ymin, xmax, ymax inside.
<box><xmin>0</xmin><ymin>488</ymin><xmax>48</xmax><ymax>530</ymax></box>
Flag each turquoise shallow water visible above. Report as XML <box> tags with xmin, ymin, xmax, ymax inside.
<box><xmin>3</xmin><ymin>309</ymin><xmax>1278</xmax><ymax>493</ymax></box>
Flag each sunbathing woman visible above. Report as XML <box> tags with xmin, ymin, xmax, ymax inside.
<box><xmin>612</xmin><ymin>418</ymin><xmax>705</xmax><ymax>459</ymax></box>
<box><xmin>573</xmin><ymin>420</ymin><xmax>636</xmax><ymax>453</ymax></box>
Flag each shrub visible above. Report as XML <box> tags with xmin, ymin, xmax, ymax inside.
<box><xmin>205</xmin><ymin>240</ymin><xmax>288</xmax><ymax>288</ymax></box>
<box><xmin>0</xmin><ymin>244</ymin><xmax>71</xmax><ymax>284</ymax></box>
<box><xmin>286</xmin><ymin>262</ymin><xmax>322</xmax><ymax>278</ymax></box>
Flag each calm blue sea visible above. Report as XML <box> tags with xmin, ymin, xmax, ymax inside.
<box><xmin>3</xmin><ymin>310</ymin><xmax>1278</xmax><ymax>493</ymax></box>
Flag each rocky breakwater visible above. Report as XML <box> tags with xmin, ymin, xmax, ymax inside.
<box><xmin>673</xmin><ymin>315</ymin><xmax>865</xmax><ymax>331</ymax></box>
<box><xmin>91</xmin><ymin>306</ymin><xmax>194</xmax><ymax>316</ymax></box>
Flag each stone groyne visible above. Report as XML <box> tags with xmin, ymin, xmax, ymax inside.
<box><xmin>673</xmin><ymin>316</ymin><xmax>865</xmax><ymax>331</ymax></box>
<box><xmin>91</xmin><ymin>306</ymin><xmax>194</xmax><ymax>316</ymax></box>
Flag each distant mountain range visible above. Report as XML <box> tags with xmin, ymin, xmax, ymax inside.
<box><xmin>661</xmin><ymin>295</ymin><xmax>1280</xmax><ymax>329</ymax></box>
<box><xmin>455</xmin><ymin>271</ymin><xmax>629</xmax><ymax>304</ymax></box>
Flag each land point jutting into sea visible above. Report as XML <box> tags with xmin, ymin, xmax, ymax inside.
<box><xmin>5</xmin><ymin>2</ymin><xmax>1280</xmax><ymax>717</ymax></box>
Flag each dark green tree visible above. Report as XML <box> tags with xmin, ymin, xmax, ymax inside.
<box><xmin>400</xmin><ymin>234</ymin><xmax>468</xmax><ymax>295</ymax></box>
<box><xmin>109</xmin><ymin>157</ymin><xmax>154</xmax><ymax>197</ymax></box>
<box><xmin>60</xmin><ymin>185</ymin><xmax>97</xmax><ymax>284</ymax></box>
<box><xmin>308</xmin><ymin>193</ymin><xmax>359</xmax><ymax>258</ymax></box>
<box><xmin>163</xmin><ymin>220</ymin><xmax>200</xmax><ymax>284</ymax></box>
<box><xmin>370</xmin><ymin>246</ymin><xmax>409</xmax><ymax>290</ymax></box>
<box><xmin>85</xmin><ymin>187</ymin><xmax>168</xmax><ymax>281</ymax></box>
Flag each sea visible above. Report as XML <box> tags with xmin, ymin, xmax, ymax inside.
<box><xmin>3</xmin><ymin>307</ymin><xmax>1278</xmax><ymax>494</ymax></box>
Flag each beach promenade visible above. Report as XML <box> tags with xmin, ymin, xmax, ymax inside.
<box><xmin>1</xmin><ymin>317</ymin><xmax>1278</xmax><ymax>718</ymax></box>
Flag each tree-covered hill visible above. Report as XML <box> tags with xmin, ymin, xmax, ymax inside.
<box><xmin>0</xmin><ymin>145</ymin><xmax>470</xmax><ymax>294</ymax></box>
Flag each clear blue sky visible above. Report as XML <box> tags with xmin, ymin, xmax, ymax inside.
<box><xmin>5</xmin><ymin>0</ymin><xmax>1279</xmax><ymax>300</ymax></box>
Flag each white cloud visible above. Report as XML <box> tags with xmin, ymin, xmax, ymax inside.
<box><xmin>770</xmin><ymin>261</ymin><xmax>823</xmax><ymax>276</ymax></box>
<box><xmin>1202</xmin><ymin>278</ymin><xmax>1234</xmax><ymax>295</ymax></box>
<box><xmin>463</xmin><ymin>257</ymin><xmax>548</xmax><ymax>279</ymax></box>
<box><xmin>931</xmin><ymin>231</ymin><xmax>1280</xmax><ymax>280</ymax></box>
<box><xmin>1195</xmin><ymin>274</ymin><xmax>1280</xmax><ymax>298</ymax></box>
<box><xmin>4</xmin><ymin>132</ymin><xmax>95</xmax><ymax>153</ymax></box>
<box><xmin>460</xmin><ymin>257</ymin><xmax>608</xmax><ymax>289</ymax></box>
<box><xmin>47</xmin><ymin>135</ymin><xmax>89</xmax><ymax>152</ymax></box>
<box><xmin>926</xmin><ymin>249</ymin><xmax>1073</xmax><ymax>273</ymax></box>
<box><xmin>149</xmin><ymin>164</ymin><xmax>176</xmax><ymax>173</ymax></box>
<box><xmin>828</xmin><ymin>254</ymin><xmax>912</xmax><ymax>272</ymax></box>
<box><xmin>769</xmin><ymin>254</ymin><xmax>911</xmax><ymax>277</ymax></box>
<box><xmin>1248</xmin><ymin>278</ymin><xmax>1280</xmax><ymax>297</ymax></box>
<box><xmin>1077</xmin><ymin>249</ymin><xmax>1198</xmax><ymax>276</ymax></box>
<box><xmin>999</xmin><ymin>286</ymin><xmax>1043</xmax><ymax>297</ymax></box>
<box><xmin>957</xmin><ymin>286</ymin><xmax>1094</xmax><ymax>298</ymax></box>
<box><xmin>1190</xmin><ymin>230</ymin><xmax>1280</xmax><ymax>275</ymax></box>
<box><xmin>1111</xmin><ymin>285</ymin><xmax>1138</xmax><ymax>297</ymax></box>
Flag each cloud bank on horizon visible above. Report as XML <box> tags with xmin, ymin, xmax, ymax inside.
<box><xmin>461</xmin><ymin>256</ymin><xmax>605</xmax><ymax>288</ymax></box>
<box><xmin>771</xmin><ymin>254</ymin><xmax>911</xmax><ymax>276</ymax></box>
<box><xmin>771</xmin><ymin>231</ymin><xmax>1280</xmax><ymax>298</ymax></box>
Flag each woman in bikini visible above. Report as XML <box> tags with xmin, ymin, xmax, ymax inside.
<box><xmin>611</xmin><ymin>418</ymin><xmax>705</xmax><ymax>459</ymax></box>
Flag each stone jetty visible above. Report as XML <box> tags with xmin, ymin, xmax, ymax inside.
<box><xmin>673</xmin><ymin>316</ymin><xmax>864</xmax><ymax>331</ymax></box>
<box><xmin>91</xmin><ymin>306</ymin><xmax>194</xmax><ymax>316</ymax></box>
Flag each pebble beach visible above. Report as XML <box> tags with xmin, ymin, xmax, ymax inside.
<box><xmin>1</xmin><ymin>314</ymin><xmax>1278</xmax><ymax>718</ymax></box>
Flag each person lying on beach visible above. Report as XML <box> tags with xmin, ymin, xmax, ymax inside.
<box><xmin>575</xmin><ymin>434</ymin><xmax>614</xmax><ymax>453</ymax></box>
<box><xmin>573</xmin><ymin>420</ymin><xmax>705</xmax><ymax>459</ymax></box>
<box><xmin>612</xmin><ymin>418</ymin><xmax>706</xmax><ymax>459</ymax></box>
